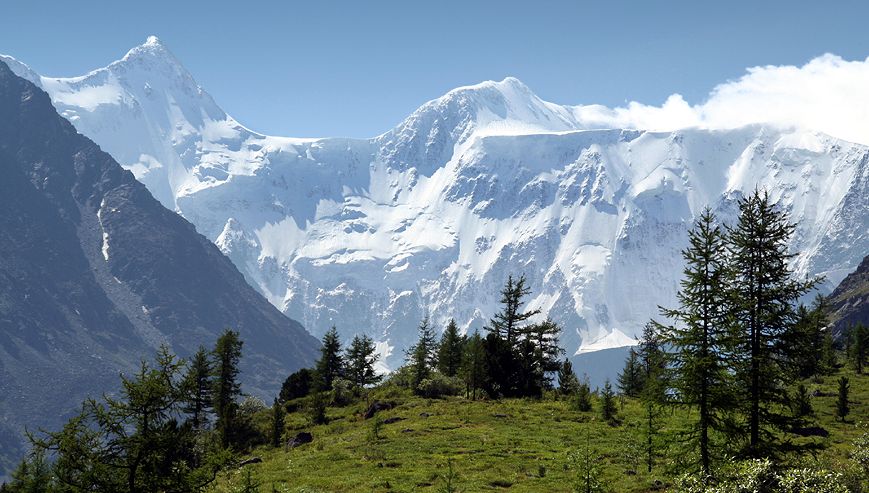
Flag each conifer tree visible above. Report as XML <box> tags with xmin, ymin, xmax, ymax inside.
<box><xmin>181</xmin><ymin>345</ymin><xmax>213</xmax><ymax>432</ymax></box>
<box><xmin>437</xmin><ymin>319</ymin><xmax>465</xmax><ymax>377</ymax></box>
<box><xmin>487</xmin><ymin>274</ymin><xmax>540</xmax><ymax>346</ymax></box>
<box><xmin>727</xmin><ymin>190</ymin><xmax>818</xmax><ymax>457</ymax></box>
<box><xmin>837</xmin><ymin>376</ymin><xmax>850</xmax><ymax>422</ymax></box>
<box><xmin>657</xmin><ymin>208</ymin><xmax>733</xmax><ymax>474</ymax></box>
<box><xmin>574</xmin><ymin>376</ymin><xmax>593</xmax><ymax>412</ymax></box>
<box><xmin>213</xmin><ymin>329</ymin><xmax>244</xmax><ymax>448</ymax></box>
<box><xmin>787</xmin><ymin>297</ymin><xmax>828</xmax><ymax>378</ymax></box>
<box><xmin>617</xmin><ymin>349</ymin><xmax>643</xmax><ymax>398</ymax></box>
<box><xmin>821</xmin><ymin>330</ymin><xmax>837</xmax><ymax>374</ymax></box>
<box><xmin>525</xmin><ymin>318</ymin><xmax>564</xmax><ymax>391</ymax></box>
<box><xmin>407</xmin><ymin>315</ymin><xmax>438</xmax><ymax>392</ymax></box>
<box><xmin>279</xmin><ymin>368</ymin><xmax>313</xmax><ymax>402</ymax></box>
<box><xmin>558</xmin><ymin>359</ymin><xmax>580</xmax><ymax>396</ymax></box>
<box><xmin>271</xmin><ymin>397</ymin><xmax>285</xmax><ymax>448</ymax></box>
<box><xmin>345</xmin><ymin>334</ymin><xmax>381</xmax><ymax>391</ymax></box>
<box><xmin>850</xmin><ymin>323</ymin><xmax>867</xmax><ymax>375</ymax></box>
<box><xmin>600</xmin><ymin>379</ymin><xmax>618</xmax><ymax>425</ymax></box>
<box><xmin>314</xmin><ymin>327</ymin><xmax>344</xmax><ymax>391</ymax></box>
<box><xmin>637</xmin><ymin>324</ymin><xmax>667</xmax><ymax>473</ymax></box>
<box><xmin>460</xmin><ymin>330</ymin><xmax>487</xmax><ymax>400</ymax></box>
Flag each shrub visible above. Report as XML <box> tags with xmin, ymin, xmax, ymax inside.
<box><xmin>417</xmin><ymin>374</ymin><xmax>462</xmax><ymax>399</ymax></box>
<box><xmin>331</xmin><ymin>378</ymin><xmax>355</xmax><ymax>407</ymax></box>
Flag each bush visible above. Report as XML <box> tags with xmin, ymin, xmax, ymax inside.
<box><xmin>674</xmin><ymin>459</ymin><xmax>849</xmax><ymax>493</ymax></box>
<box><xmin>331</xmin><ymin>378</ymin><xmax>355</xmax><ymax>407</ymax></box>
<box><xmin>417</xmin><ymin>374</ymin><xmax>462</xmax><ymax>399</ymax></box>
<box><xmin>306</xmin><ymin>391</ymin><xmax>329</xmax><ymax>425</ymax></box>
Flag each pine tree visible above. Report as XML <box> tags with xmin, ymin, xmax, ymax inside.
<box><xmin>213</xmin><ymin>329</ymin><xmax>244</xmax><ymax>448</ymax></box>
<box><xmin>279</xmin><ymin>368</ymin><xmax>313</xmax><ymax>402</ymax></box>
<box><xmin>574</xmin><ymin>376</ymin><xmax>593</xmax><ymax>412</ymax></box>
<box><xmin>345</xmin><ymin>334</ymin><xmax>381</xmax><ymax>391</ymax></box>
<box><xmin>407</xmin><ymin>315</ymin><xmax>438</xmax><ymax>392</ymax></box>
<box><xmin>600</xmin><ymin>379</ymin><xmax>618</xmax><ymax>425</ymax></box>
<box><xmin>487</xmin><ymin>274</ymin><xmax>540</xmax><ymax>346</ymax></box>
<box><xmin>271</xmin><ymin>398</ymin><xmax>285</xmax><ymax>448</ymax></box>
<box><xmin>557</xmin><ymin>359</ymin><xmax>580</xmax><ymax>396</ymax></box>
<box><xmin>525</xmin><ymin>318</ymin><xmax>564</xmax><ymax>392</ymax></box>
<box><xmin>657</xmin><ymin>208</ymin><xmax>734</xmax><ymax>474</ymax></box>
<box><xmin>791</xmin><ymin>384</ymin><xmax>813</xmax><ymax>425</ymax></box>
<box><xmin>837</xmin><ymin>376</ymin><xmax>850</xmax><ymax>422</ymax></box>
<box><xmin>30</xmin><ymin>345</ymin><xmax>232</xmax><ymax>492</ymax></box>
<box><xmin>314</xmin><ymin>327</ymin><xmax>344</xmax><ymax>391</ymax></box>
<box><xmin>617</xmin><ymin>349</ymin><xmax>643</xmax><ymax>398</ymax></box>
<box><xmin>437</xmin><ymin>319</ymin><xmax>465</xmax><ymax>377</ymax></box>
<box><xmin>637</xmin><ymin>324</ymin><xmax>667</xmax><ymax>473</ymax></box>
<box><xmin>787</xmin><ymin>297</ymin><xmax>828</xmax><ymax>378</ymax></box>
<box><xmin>821</xmin><ymin>330</ymin><xmax>837</xmax><ymax>374</ymax></box>
<box><xmin>460</xmin><ymin>330</ymin><xmax>487</xmax><ymax>400</ymax></box>
<box><xmin>850</xmin><ymin>323</ymin><xmax>867</xmax><ymax>374</ymax></box>
<box><xmin>181</xmin><ymin>345</ymin><xmax>213</xmax><ymax>432</ymax></box>
<box><xmin>727</xmin><ymin>190</ymin><xmax>818</xmax><ymax>457</ymax></box>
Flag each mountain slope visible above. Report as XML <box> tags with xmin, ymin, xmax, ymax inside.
<box><xmin>3</xmin><ymin>39</ymin><xmax>867</xmax><ymax>373</ymax></box>
<box><xmin>0</xmin><ymin>60</ymin><xmax>319</xmax><ymax>476</ymax></box>
<box><xmin>828</xmin><ymin>254</ymin><xmax>869</xmax><ymax>335</ymax></box>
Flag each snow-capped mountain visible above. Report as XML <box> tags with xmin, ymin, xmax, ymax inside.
<box><xmin>4</xmin><ymin>38</ymin><xmax>867</xmax><ymax>370</ymax></box>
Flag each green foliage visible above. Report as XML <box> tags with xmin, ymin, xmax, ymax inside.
<box><xmin>314</xmin><ymin>326</ymin><xmax>344</xmax><ymax>392</ymax></box>
<box><xmin>417</xmin><ymin>373</ymin><xmax>463</xmax><ymax>399</ymax></box>
<box><xmin>181</xmin><ymin>345</ymin><xmax>214</xmax><ymax>432</ymax></box>
<box><xmin>569</xmin><ymin>432</ymin><xmax>604</xmax><ymax>493</ymax></box>
<box><xmin>26</xmin><ymin>345</ymin><xmax>232</xmax><ymax>492</ymax></box>
<box><xmin>6</xmin><ymin>449</ymin><xmax>53</xmax><ymax>493</ymax></box>
<box><xmin>572</xmin><ymin>376</ymin><xmax>593</xmax><ymax>412</ymax></box>
<box><xmin>270</xmin><ymin>398</ymin><xmax>284</xmax><ymax>449</ymax></box>
<box><xmin>558</xmin><ymin>359</ymin><xmax>580</xmax><ymax>396</ymax></box>
<box><xmin>617</xmin><ymin>349</ymin><xmax>643</xmax><ymax>397</ymax></box>
<box><xmin>599</xmin><ymin>380</ymin><xmax>618</xmax><ymax>425</ymax></box>
<box><xmin>306</xmin><ymin>391</ymin><xmax>329</xmax><ymax>425</ymax></box>
<box><xmin>728</xmin><ymin>190</ymin><xmax>819</xmax><ymax>457</ymax></box>
<box><xmin>437</xmin><ymin>319</ymin><xmax>465</xmax><ymax>377</ymax></box>
<box><xmin>675</xmin><ymin>458</ymin><xmax>848</xmax><ymax>493</ymax></box>
<box><xmin>459</xmin><ymin>330</ymin><xmax>486</xmax><ymax>400</ymax></box>
<box><xmin>407</xmin><ymin>315</ymin><xmax>438</xmax><ymax>393</ymax></box>
<box><xmin>849</xmin><ymin>324</ymin><xmax>867</xmax><ymax>374</ymax></box>
<box><xmin>279</xmin><ymin>368</ymin><xmax>313</xmax><ymax>402</ymax></box>
<box><xmin>837</xmin><ymin>376</ymin><xmax>850</xmax><ymax>422</ymax></box>
<box><xmin>345</xmin><ymin>334</ymin><xmax>381</xmax><ymax>391</ymax></box>
<box><xmin>438</xmin><ymin>458</ymin><xmax>460</xmax><ymax>493</ymax></box>
<box><xmin>791</xmin><ymin>384</ymin><xmax>814</xmax><ymax>423</ymax></box>
<box><xmin>213</xmin><ymin>329</ymin><xmax>244</xmax><ymax>448</ymax></box>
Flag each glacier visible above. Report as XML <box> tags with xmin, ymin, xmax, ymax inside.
<box><xmin>3</xmin><ymin>37</ymin><xmax>867</xmax><ymax>370</ymax></box>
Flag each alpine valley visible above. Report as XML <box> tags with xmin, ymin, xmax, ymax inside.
<box><xmin>2</xmin><ymin>36</ymin><xmax>867</xmax><ymax>376</ymax></box>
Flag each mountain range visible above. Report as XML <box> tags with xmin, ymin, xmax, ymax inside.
<box><xmin>0</xmin><ymin>59</ymin><xmax>319</xmax><ymax>476</ymax></box>
<box><xmin>2</xmin><ymin>36</ymin><xmax>867</xmax><ymax>373</ymax></box>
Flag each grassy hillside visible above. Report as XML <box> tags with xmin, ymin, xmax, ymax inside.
<box><xmin>212</xmin><ymin>368</ymin><xmax>868</xmax><ymax>492</ymax></box>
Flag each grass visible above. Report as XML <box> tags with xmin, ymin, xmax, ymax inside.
<box><xmin>211</xmin><ymin>367</ymin><xmax>868</xmax><ymax>492</ymax></box>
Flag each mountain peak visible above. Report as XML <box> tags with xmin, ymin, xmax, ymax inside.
<box><xmin>117</xmin><ymin>35</ymin><xmax>184</xmax><ymax>69</ymax></box>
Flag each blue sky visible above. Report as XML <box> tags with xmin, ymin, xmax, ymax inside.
<box><xmin>2</xmin><ymin>1</ymin><xmax>868</xmax><ymax>138</ymax></box>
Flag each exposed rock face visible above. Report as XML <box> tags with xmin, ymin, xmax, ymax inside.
<box><xmin>828</xmin><ymin>254</ymin><xmax>869</xmax><ymax>336</ymax></box>
<box><xmin>0</xmin><ymin>60</ymin><xmax>319</xmax><ymax>476</ymax></box>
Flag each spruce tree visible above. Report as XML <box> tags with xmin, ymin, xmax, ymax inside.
<box><xmin>487</xmin><ymin>274</ymin><xmax>540</xmax><ymax>346</ymax></box>
<box><xmin>850</xmin><ymin>324</ymin><xmax>867</xmax><ymax>375</ymax></box>
<box><xmin>460</xmin><ymin>330</ymin><xmax>487</xmax><ymax>400</ymax></box>
<box><xmin>181</xmin><ymin>345</ymin><xmax>213</xmax><ymax>432</ymax></box>
<box><xmin>279</xmin><ymin>368</ymin><xmax>313</xmax><ymax>402</ymax></box>
<box><xmin>213</xmin><ymin>329</ymin><xmax>244</xmax><ymax>448</ymax></box>
<box><xmin>837</xmin><ymin>376</ymin><xmax>850</xmax><ymax>422</ymax></box>
<box><xmin>314</xmin><ymin>327</ymin><xmax>344</xmax><ymax>391</ymax></box>
<box><xmin>407</xmin><ymin>315</ymin><xmax>438</xmax><ymax>392</ymax></box>
<box><xmin>600</xmin><ymin>379</ymin><xmax>618</xmax><ymax>425</ymax></box>
<box><xmin>727</xmin><ymin>190</ymin><xmax>818</xmax><ymax>457</ymax></box>
<box><xmin>657</xmin><ymin>208</ymin><xmax>733</xmax><ymax>474</ymax></box>
<box><xmin>558</xmin><ymin>359</ymin><xmax>580</xmax><ymax>396</ymax></box>
<box><xmin>525</xmin><ymin>318</ymin><xmax>564</xmax><ymax>391</ymax></box>
<box><xmin>437</xmin><ymin>319</ymin><xmax>465</xmax><ymax>377</ymax></box>
<box><xmin>271</xmin><ymin>397</ymin><xmax>285</xmax><ymax>448</ymax></box>
<box><xmin>574</xmin><ymin>376</ymin><xmax>593</xmax><ymax>412</ymax></box>
<box><xmin>345</xmin><ymin>334</ymin><xmax>381</xmax><ymax>391</ymax></box>
<box><xmin>617</xmin><ymin>349</ymin><xmax>643</xmax><ymax>398</ymax></box>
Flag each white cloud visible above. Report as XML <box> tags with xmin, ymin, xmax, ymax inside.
<box><xmin>571</xmin><ymin>54</ymin><xmax>869</xmax><ymax>146</ymax></box>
